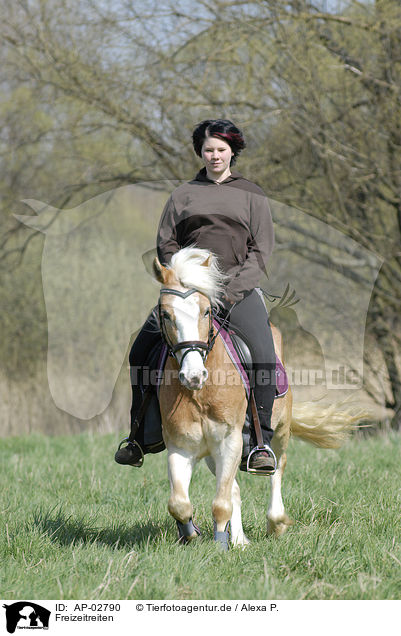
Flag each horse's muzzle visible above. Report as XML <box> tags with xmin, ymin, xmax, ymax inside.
<box><xmin>179</xmin><ymin>368</ymin><xmax>208</xmax><ymax>390</ymax></box>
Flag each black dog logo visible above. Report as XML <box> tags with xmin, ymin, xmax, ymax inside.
<box><xmin>3</xmin><ymin>602</ymin><xmax>50</xmax><ymax>633</ymax></box>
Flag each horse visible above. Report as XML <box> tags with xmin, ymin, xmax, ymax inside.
<box><xmin>152</xmin><ymin>246</ymin><xmax>361</xmax><ymax>549</ymax></box>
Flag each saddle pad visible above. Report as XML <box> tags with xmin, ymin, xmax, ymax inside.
<box><xmin>212</xmin><ymin>320</ymin><xmax>288</xmax><ymax>399</ymax></box>
<box><xmin>275</xmin><ymin>356</ymin><xmax>289</xmax><ymax>398</ymax></box>
<box><xmin>156</xmin><ymin>322</ymin><xmax>288</xmax><ymax>399</ymax></box>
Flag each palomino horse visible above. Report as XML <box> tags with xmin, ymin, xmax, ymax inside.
<box><xmin>153</xmin><ymin>247</ymin><xmax>360</xmax><ymax>549</ymax></box>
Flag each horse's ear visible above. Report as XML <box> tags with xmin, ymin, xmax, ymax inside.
<box><xmin>201</xmin><ymin>254</ymin><xmax>212</xmax><ymax>268</ymax></box>
<box><xmin>152</xmin><ymin>257</ymin><xmax>166</xmax><ymax>283</ymax></box>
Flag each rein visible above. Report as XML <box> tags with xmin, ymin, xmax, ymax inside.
<box><xmin>158</xmin><ymin>287</ymin><xmax>235</xmax><ymax>366</ymax></box>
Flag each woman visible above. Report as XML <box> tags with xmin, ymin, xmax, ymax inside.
<box><xmin>115</xmin><ymin>119</ymin><xmax>276</xmax><ymax>473</ymax></box>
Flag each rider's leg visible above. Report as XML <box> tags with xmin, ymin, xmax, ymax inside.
<box><xmin>225</xmin><ymin>289</ymin><xmax>276</xmax><ymax>473</ymax></box>
<box><xmin>115</xmin><ymin>308</ymin><xmax>162</xmax><ymax>466</ymax></box>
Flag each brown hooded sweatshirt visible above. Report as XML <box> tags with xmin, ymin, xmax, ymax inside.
<box><xmin>156</xmin><ymin>167</ymin><xmax>274</xmax><ymax>302</ymax></box>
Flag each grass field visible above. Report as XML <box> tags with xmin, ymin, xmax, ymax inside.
<box><xmin>1</xmin><ymin>431</ymin><xmax>400</xmax><ymax>600</ymax></box>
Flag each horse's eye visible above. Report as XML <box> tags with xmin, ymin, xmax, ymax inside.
<box><xmin>204</xmin><ymin>309</ymin><xmax>210</xmax><ymax>318</ymax></box>
<box><xmin>162</xmin><ymin>311</ymin><xmax>171</xmax><ymax>321</ymax></box>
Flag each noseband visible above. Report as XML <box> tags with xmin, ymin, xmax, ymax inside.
<box><xmin>158</xmin><ymin>288</ymin><xmax>215</xmax><ymax>365</ymax></box>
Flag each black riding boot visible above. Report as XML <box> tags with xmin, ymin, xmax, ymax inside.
<box><xmin>114</xmin><ymin>379</ymin><xmax>149</xmax><ymax>467</ymax></box>
<box><xmin>225</xmin><ymin>290</ymin><xmax>277</xmax><ymax>475</ymax></box>
<box><xmin>240</xmin><ymin>362</ymin><xmax>277</xmax><ymax>474</ymax></box>
<box><xmin>115</xmin><ymin>308</ymin><xmax>163</xmax><ymax>467</ymax></box>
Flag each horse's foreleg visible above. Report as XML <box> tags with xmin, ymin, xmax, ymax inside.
<box><xmin>167</xmin><ymin>448</ymin><xmax>199</xmax><ymax>543</ymax></box>
<box><xmin>267</xmin><ymin>395</ymin><xmax>294</xmax><ymax>537</ymax></box>
<box><xmin>210</xmin><ymin>432</ymin><xmax>242</xmax><ymax>550</ymax></box>
<box><xmin>230</xmin><ymin>479</ymin><xmax>250</xmax><ymax>547</ymax></box>
<box><xmin>267</xmin><ymin>450</ymin><xmax>294</xmax><ymax>536</ymax></box>
<box><xmin>205</xmin><ymin>456</ymin><xmax>249</xmax><ymax>548</ymax></box>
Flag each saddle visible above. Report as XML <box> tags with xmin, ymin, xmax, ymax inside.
<box><xmin>215</xmin><ymin>320</ymin><xmax>288</xmax><ymax>400</ymax></box>
<box><xmin>138</xmin><ymin>324</ymin><xmax>288</xmax><ymax>456</ymax></box>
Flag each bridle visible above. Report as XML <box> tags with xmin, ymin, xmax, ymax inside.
<box><xmin>158</xmin><ymin>288</ymin><xmax>214</xmax><ymax>365</ymax></box>
<box><xmin>158</xmin><ymin>287</ymin><xmax>235</xmax><ymax>366</ymax></box>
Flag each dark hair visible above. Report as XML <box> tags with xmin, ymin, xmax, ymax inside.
<box><xmin>192</xmin><ymin>119</ymin><xmax>246</xmax><ymax>165</ymax></box>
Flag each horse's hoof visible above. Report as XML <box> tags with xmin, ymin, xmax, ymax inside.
<box><xmin>176</xmin><ymin>518</ymin><xmax>201</xmax><ymax>544</ymax></box>
<box><xmin>214</xmin><ymin>522</ymin><xmax>230</xmax><ymax>551</ymax></box>
<box><xmin>214</xmin><ymin>533</ymin><xmax>229</xmax><ymax>551</ymax></box>
<box><xmin>267</xmin><ymin>514</ymin><xmax>294</xmax><ymax>537</ymax></box>
<box><xmin>231</xmin><ymin>535</ymin><xmax>250</xmax><ymax>549</ymax></box>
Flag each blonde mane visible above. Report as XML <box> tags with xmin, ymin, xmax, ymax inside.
<box><xmin>168</xmin><ymin>247</ymin><xmax>227</xmax><ymax>307</ymax></box>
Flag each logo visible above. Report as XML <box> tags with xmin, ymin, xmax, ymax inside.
<box><xmin>2</xmin><ymin>603</ymin><xmax>50</xmax><ymax>634</ymax></box>
<box><xmin>15</xmin><ymin>187</ymin><xmax>382</xmax><ymax>416</ymax></box>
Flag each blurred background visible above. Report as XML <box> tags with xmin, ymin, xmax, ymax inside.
<box><xmin>1</xmin><ymin>0</ymin><xmax>400</xmax><ymax>436</ymax></box>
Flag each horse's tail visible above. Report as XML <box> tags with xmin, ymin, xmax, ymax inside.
<box><xmin>290</xmin><ymin>401</ymin><xmax>369</xmax><ymax>448</ymax></box>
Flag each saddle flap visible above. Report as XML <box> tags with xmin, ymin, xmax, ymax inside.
<box><xmin>228</xmin><ymin>332</ymin><xmax>252</xmax><ymax>370</ymax></box>
<box><xmin>214</xmin><ymin>321</ymin><xmax>289</xmax><ymax>399</ymax></box>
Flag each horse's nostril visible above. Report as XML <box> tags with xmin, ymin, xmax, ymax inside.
<box><xmin>179</xmin><ymin>368</ymin><xmax>207</xmax><ymax>388</ymax></box>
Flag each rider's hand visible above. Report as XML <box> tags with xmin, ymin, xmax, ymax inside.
<box><xmin>223</xmin><ymin>294</ymin><xmax>235</xmax><ymax>305</ymax></box>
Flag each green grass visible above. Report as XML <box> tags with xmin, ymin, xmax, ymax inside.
<box><xmin>1</xmin><ymin>432</ymin><xmax>400</xmax><ymax>600</ymax></box>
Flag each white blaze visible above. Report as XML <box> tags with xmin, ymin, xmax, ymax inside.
<box><xmin>171</xmin><ymin>294</ymin><xmax>208</xmax><ymax>388</ymax></box>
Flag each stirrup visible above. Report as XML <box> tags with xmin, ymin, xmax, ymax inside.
<box><xmin>117</xmin><ymin>438</ymin><xmax>145</xmax><ymax>467</ymax></box>
<box><xmin>246</xmin><ymin>444</ymin><xmax>277</xmax><ymax>476</ymax></box>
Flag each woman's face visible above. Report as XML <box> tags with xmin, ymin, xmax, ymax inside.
<box><xmin>201</xmin><ymin>135</ymin><xmax>233</xmax><ymax>178</ymax></box>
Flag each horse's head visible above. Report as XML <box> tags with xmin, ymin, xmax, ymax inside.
<box><xmin>153</xmin><ymin>248</ymin><xmax>223</xmax><ymax>391</ymax></box>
